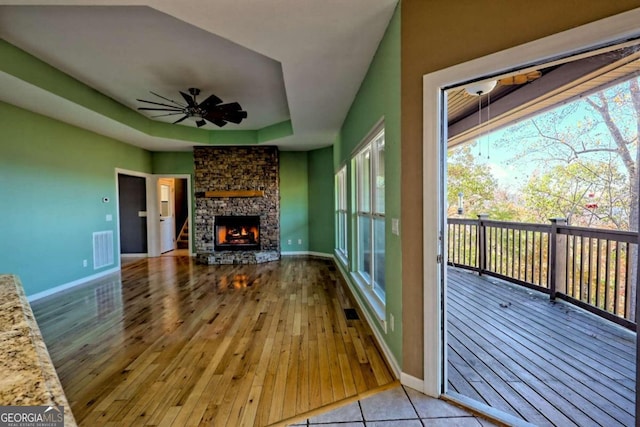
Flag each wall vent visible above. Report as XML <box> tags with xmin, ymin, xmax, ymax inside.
<box><xmin>93</xmin><ymin>231</ymin><xmax>114</xmax><ymax>269</ymax></box>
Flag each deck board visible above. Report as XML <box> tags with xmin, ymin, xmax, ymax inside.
<box><xmin>448</xmin><ymin>267</ymin><xmax>636</xmax><ymax>427</ymax></box>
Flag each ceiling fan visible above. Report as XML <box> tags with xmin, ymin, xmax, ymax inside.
<box><xmin>137</xmin><ymin>88</ymin><xmax>247</xmax><ymax>128</ymax></box>
<box><xmin>464</xmin><ymin>70</ymin><xmax>543</xmax><ymax>96</ymax></box>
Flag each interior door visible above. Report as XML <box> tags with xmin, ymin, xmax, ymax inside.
<box><xmin>118</xmin><ymin>174</ymin><xmax>148</xmax><ymax>254</ymax></box>
<box><xmin>159</xmin><ymin>178</ymin><xmax>175</xmax><ymax>253</ymax></box>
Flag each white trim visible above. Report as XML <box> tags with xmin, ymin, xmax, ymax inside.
<box><xmin>115</xmin><ymin>168</ymin><xmax>154</xmax><ymax>261</ymax></box>
<box><xmin>335</xmin><ymin>258</ymin><xmax>400</xmax><ymax>378</ymax></box>
<box><xmin>120</xmin><ymin>253</ymin><xmax>148</xmax><ymax>258</ymax></box>
<box><xmin>27</xmin><ymin>267</ymin><xmax>120</xmax><ymax>302</ymax></box>
<box><xmin>334</xmin><ymin>249</ymin><xmax>348</xmax><ymax>267</ymax></box>
<box><xmin>400</xmin><ymin>372</ymin><xmax>425</xmax><ymax>393</ymax></box>
<box><xmin>351</xmin><ymin>271</ymin><xmax>386</xmax><ymax>327</ymax></box>
<box><xmin>422</xmin><ymin>8</ymin><xmax>640</xmax><ymax>398</ymax></box>
<box><xmin>281</xmin><ymin>251</ymin><xmax>333</xmax><ymax>258</ymax></box>
<box><xmin>153</xmin><ymin>173</ymin><xmax>193</xmax><ymax>256</ymax></box>
<box><xmin>350</xmin><ymin>117</ymin><xmax>385</xmax><ymax>156</ymax></box>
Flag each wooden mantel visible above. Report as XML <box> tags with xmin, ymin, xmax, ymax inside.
<box><xmin>195</xmin><ymin>190</ymin><xmax>264</xmax><ymax>198</ymax></box>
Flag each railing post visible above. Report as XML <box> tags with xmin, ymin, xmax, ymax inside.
<box><xmin>549</xmin><ymin>218</ymin><xmax>567</xmax><ymax>299</ymax></box>
<box><xmin>477</xmin><ymin>214</ymin><xmax>488</xmax><ymax>275</ymax></box>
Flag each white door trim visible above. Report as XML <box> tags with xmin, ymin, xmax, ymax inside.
<box><xmin>114</xmin><ymin>168</ymin><xmax>157</xmax><ymax>259</ymax></box>
<box><xmin>153</xmin><ymin>173</ymin><xmax>193</xmax><ymax>256</ymax></box>
<box><xmin>421</xmin><ymin>8</ymin><xmax>640</xmax><ymax>397</ymax></box>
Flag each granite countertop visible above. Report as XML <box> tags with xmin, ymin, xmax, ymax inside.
<box><xmin>0</xmin><ymin>275</ymin><xmax>76</xmax><ymax>426</ymax></box>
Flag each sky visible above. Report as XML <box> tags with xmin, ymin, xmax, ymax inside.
<box><xmin>452</xmin><ymin>75</ymin><xmax>638</xmax><ymax>194</ymax></box>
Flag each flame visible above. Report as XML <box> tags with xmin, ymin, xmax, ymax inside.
<box><xmin>216</xmin><ymin>225</ymin><xmax>259</xmax><ymax>245</ymax></box>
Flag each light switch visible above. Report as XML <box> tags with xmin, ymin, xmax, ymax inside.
<box><xmin>392</xmin><ymin>218</ymin><xmax>400</xmax><ymax>235</ymax></box>
<box><xmin>106</xmin><ymin>214</ymin><xmax>113</xmax><ymax>222</ymax></box>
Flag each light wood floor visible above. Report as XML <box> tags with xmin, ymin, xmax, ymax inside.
<box><xmin>31</xmin><ymin>256</ymin><xmax>394</xmax><ymax>426</ymax></box>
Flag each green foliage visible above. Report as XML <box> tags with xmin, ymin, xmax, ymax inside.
<box><xmin>521</xmin><ymin>161</ymin><xmax>628</xmax><ymax>227</ymax></box>
<box><xmin>447</xmin><ymin>144</ymin><xmax>497</xmax><ymax>217</ymax></box>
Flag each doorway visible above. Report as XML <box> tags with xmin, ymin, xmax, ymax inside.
<box><xmin>116</xmin><ymin>170</ymin><xmax>192</xmax><ymax>259</ymax></box>
<box><xmin>421</xmin><ymin>9</ymin><xmax>640</xmax><ymax>426</ymax></box>
<box><xmin>158</xmin><ymin>177</ymin><xmax>190</xmax><ymax>255</ymax></box>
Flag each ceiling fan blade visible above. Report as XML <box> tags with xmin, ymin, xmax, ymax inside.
<box><xmin>138</xmin><ymin>107</ymin><xmax>184</xmax><ymax>112</ymax></box>
<box><xmin>149</xmin><ymin>91</ymin><xmax>185</xmax><ymax>107</ymax></box>
<box><xmin>217</xmin><ymin>102</ymin><xmax>242</xmax><ymax>111</ymax></box>
<box><xmin>150</xmin><ymin>112</ymin><xmax>186</xmax><ymax>118</ymax></box>
<box><xmin>137</xmin><ymin>99</ymin><xmax>186</xmax><ymax>109</ymax></box>
<box><xmin>203</xmin><ymin>113</ymin><xmax>227</xmax><ymax>127</ymax></box>
<box><xmin>199</xmin><ymin>94</ymin><xmax>223</xmax><ymax>110</ymax></box>
<box><xmin>180</xmin><ymin>91</ymin><xmax>197</xmax><ymax>108</ymax></box>
<box><xmin>173</xmin><ymin>115</ymin><xmax>190</xmax><ymax>124</ymax></box>
<box><xmin>223</xmin><ymin>110</ymin><xmax>248</xmax><ymax>124</ymax></box>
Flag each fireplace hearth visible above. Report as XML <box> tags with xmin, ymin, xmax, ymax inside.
<box><xmin>215</xmin><ymin>216</ymin><xmax>260</xmax><ymax>251</ymax></box>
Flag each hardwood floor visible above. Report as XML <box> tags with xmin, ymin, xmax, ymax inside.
<box><xmin>31</xmin><ymin>256</ymin><xmax>394</xmax><ymax>426</ymax></box>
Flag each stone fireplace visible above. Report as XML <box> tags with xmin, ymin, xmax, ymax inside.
<box><xmin>194</xmin><ymin>146</ymin><xmax>280</xmax><ymax>264</ymax></box>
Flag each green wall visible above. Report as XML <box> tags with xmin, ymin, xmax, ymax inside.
<box><xmin>333</xmin><ymin>4</ymin><xmax>402</xmax><ymax>365</ymax></box>
<box><xmin>0</xmin><ymin>102</ymin><xmax>152</xmax><ymax>296</ymax></box>
<box><xmin>151</xmin><ymin>152</ymin><xmax>194</xmax><ymax>175</ymax></box>
<box><xmin>279</xmin><ymin>151</ymin><xmax>309</xmax><ymax>252</ymax></box>
<box><xmin>308</xmin><ymin>147</ymin><xmax>334</xmax><ymax>255</ymax></box>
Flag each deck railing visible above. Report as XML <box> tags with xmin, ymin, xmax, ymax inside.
<box><xmin>447</xmin><ymin>216</ymin><xmax>638</xmax><ymax>329</ymax></box>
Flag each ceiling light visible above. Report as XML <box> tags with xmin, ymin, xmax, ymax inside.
<box><xmin>464</xmin><ymin>80</ymin><xmax>498</xmax><ymax>96</ymax></box>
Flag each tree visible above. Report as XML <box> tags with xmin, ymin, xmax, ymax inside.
<box><xmin>498</xmin><ymin>76</ymin><xmax>639</xmax><ymax>231</ymax></box>
<box><xmin>447</xmin><ymin>144</ymin><xmax>497</xmax><ymax>217</ymax></box>
<box><xmin>521</xmin><ymin>161</ymin><xmax>628</xmax><ymax>228</ymax></box>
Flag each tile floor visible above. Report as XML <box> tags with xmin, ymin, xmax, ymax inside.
<box><xmin>289</xmin><ymin>385</ymin><xmax>500</xmax><ymax>426</ymax></box>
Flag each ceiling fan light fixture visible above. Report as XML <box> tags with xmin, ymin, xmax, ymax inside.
<box><xmin>464</xmin><ymin>80</ymin><xmax>497</xmax><ymax>96</ymax></box>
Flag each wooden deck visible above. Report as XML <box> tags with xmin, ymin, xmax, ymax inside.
<box><xmin>447</xmin><ymin>267</ymin><xmax>636</xmax><ymax>427</ymax></box>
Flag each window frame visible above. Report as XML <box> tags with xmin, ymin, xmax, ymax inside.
<box><xmin>351</xmin><ymin>123</ymin><xmax>386</xmax><ymax>322</ymax></box>
<box><xmin>335</xmin><ymin>166</ymin><xmax>348</xmax><ymax>265</ymax></box>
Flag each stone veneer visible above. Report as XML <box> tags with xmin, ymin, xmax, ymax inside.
<box><xmin>194</xmin><ymin>146</ymin><xmax>279</xmax><ymax>263</ymax></box>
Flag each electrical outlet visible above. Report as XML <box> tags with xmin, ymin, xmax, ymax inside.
<box><xmin>298</xmin><ymin>239</ymin><xmax>302</xmax><ymax>245</ymax></box>
<box><xmin>390</xmin><ymin>313</ymin><xmax>395</xmax><ymax>331</ymax></box>
<box><xmin>83</xmin><ymin>259</ymin><xmax>88</xmax><ymax>267</ymax></box>
<box><xmin>287</xmin><ymin>239</ymin><xmax>292</xmax><ymax>245</ymax></box>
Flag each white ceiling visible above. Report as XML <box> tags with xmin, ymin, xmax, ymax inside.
<box><xmin>0</xmin><ymin>0</ymin><xmax>399</xmax><ymax>151</ymax></box>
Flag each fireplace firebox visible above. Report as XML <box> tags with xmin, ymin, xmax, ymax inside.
<box><xmin>214</xmin><ymin>216</ymin><xmax>260</xmax><ymax>251</ymax></box>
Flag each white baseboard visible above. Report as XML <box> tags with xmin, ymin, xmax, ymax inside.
<box><xmin>334</xmin><ymin>259</ymin><xmax>401</xmax><ymax>379</ymax></box>
<box><xmin>121</xmin><ymin>253</ymin><xmax>148</xmax><ymax>258</ymax></box>
<box><xmin>401</xmin><ymin>372</ymin><xmax>426</xmax><ymax>394</ymax></box>
<box><xmin>28</xmin><ymin>267</ymin><xmax>120</xmax><ymax>302</ymax></box>
<box><xmin>281</xmin><ymin>251</ymin><xmax>333</xmax><ymax>259</ymax></box>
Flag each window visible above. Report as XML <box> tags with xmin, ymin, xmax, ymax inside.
<box><xmin>335</xmin><ymin>166</ymin><xmax>348</xmax><ymax>262</ymax></box>
<box><xmin>354</xmin><ymin>127</ymin><xmax>385</xmax><ymax>303</ymax></box>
